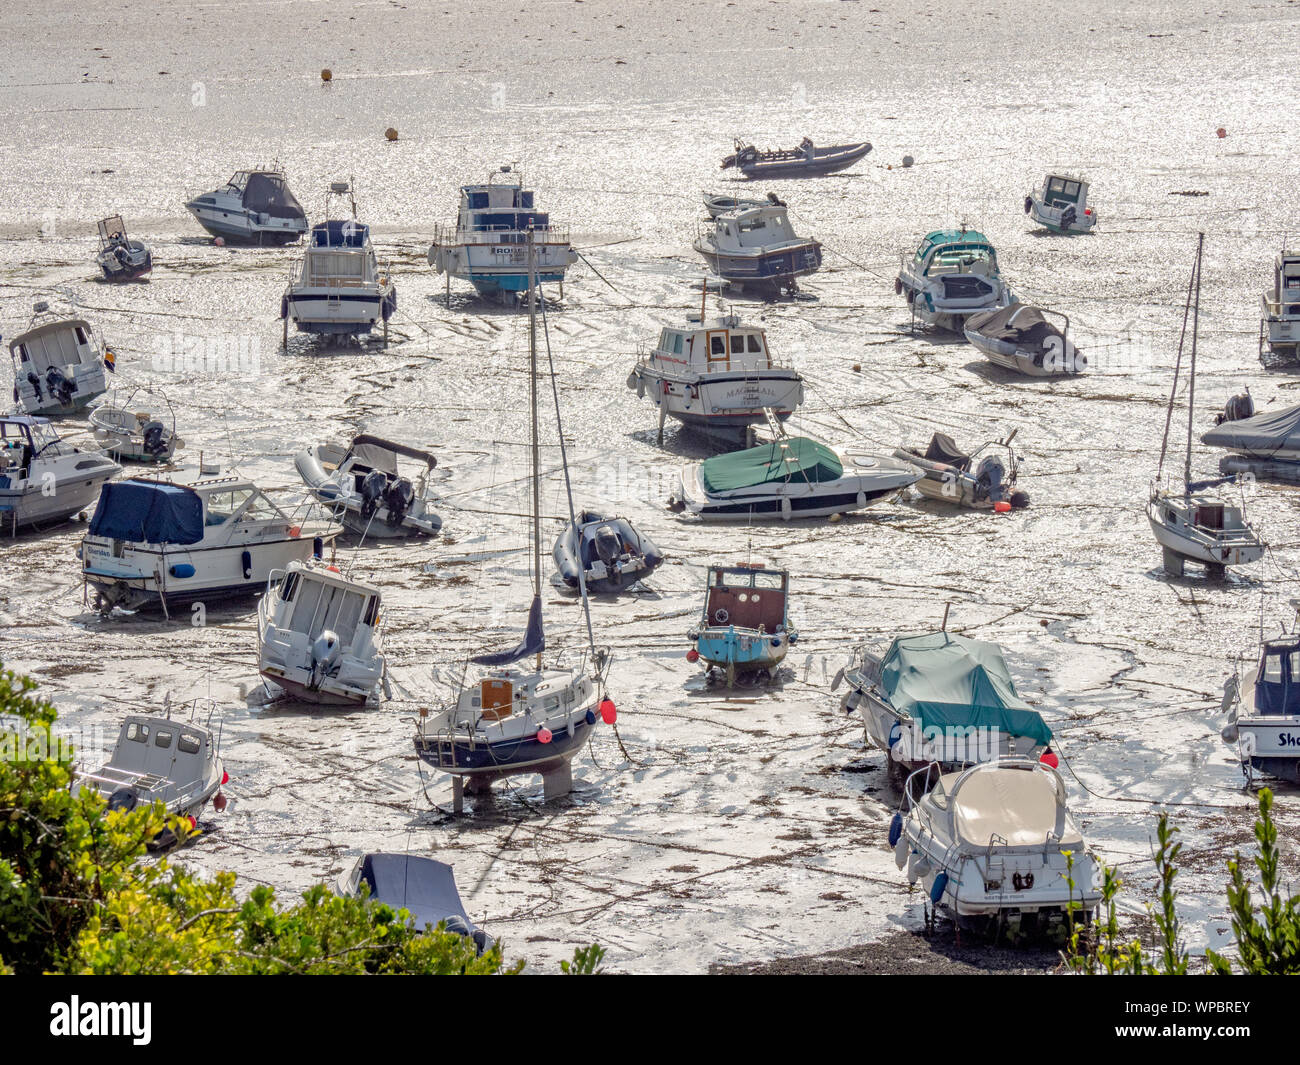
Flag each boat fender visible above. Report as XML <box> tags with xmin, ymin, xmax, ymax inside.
<box><xmin>894</xmin><ymin>277</ymin><xmax>902</xmax><ymax>296</ymax></box>
<box><xmin>241</xmin><ymin>549</ymin><xmax>252</xmax><ymax>580</ymax></box>
<box><xmin>856</xmin><ymin>490</ymin><xmax>867</xmax><ymax>508</ymax></box>
<box><xmin>312</xmin><ymin>536</ymin><xmax>323</xmax><ymax>559</ymax></box>
<box><xmin>1009</xmin><ymin>490</ymin><xmax>1030</xmax><ymax>510</ymax></box>
<box><xmin>771</xmin><ymin>637</ymin><xmax>780</xmax><ymax>648</ymax></box>
<box><xmin>1023</xmin><ymin>196</ymin><xmax>1033</xmax><ymax>215</ymax></box>
<box><xmin>585</xmin><ymin>709</ymin><xmax>597</xmax><ymax>726</ymax></box>
<box><xmin>1221</xmin><ymin>721</ymin><xmax>1239</xmax><ymax>743</ymax></box>
<box><xmin>907</xmin><ymin>851</ymin><xmax>931</xmax><ymax>885</ymax></box>
<box><xmin>280</xmin><ymin>295</ymin><xmax>289</xmax><ymax>320</ymax></box>
<box><xmin>169</xmin><ymin>563</ymin><xmax>195</xmax><ymax>578</ymax></box>
<box><xmin>888</xmin><ymin>812</ymin><xmax>903</xmax><ymax>847</ymax></box>
<box><xmin>894</xmin><ymin>834</ymin><xmax>909</xmax><ymax>870</ymax></box>
<box><xmin>780</xmin><ymin>495</ymin><xmax>792</xmax><ymax>521</ymax></box>
<box><xmin>930</xmin><ymin>872</ymin><xmax>949</xmax><ymax>905</ymax></box>
<box><xmin>625</xmin><ymin>370</ymin><xmax>640</xmax><ymax>392</ymax></box>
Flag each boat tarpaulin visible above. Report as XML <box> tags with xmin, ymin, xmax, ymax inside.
<box><xmin>700</xmin><ymin>437</ymin><xmax>843</xmax><ymax>494</ymax></box>
<box><xmin>358</xmin><ymin>854</ymin><xmax>478</xmax><ymax>933</ymax></box>
<box><xmin>472</xmin><ymin>594</ymin><xmax>545</xmax><ymax>666</ymax></box>
<box><xmin>242</xmin><ymin>173</ymin><xmax>305</xmax><ymax>220</ymax></box>
<box><xmin>966</xmin><ymin>303</ymin><xmax>1063</xmax><ymax>349</ymax></box>
<box><xmin>879</xmin><ymin>631</ymin><xmax>1052</xmax><ymax>744</ymax></box>
<box><xmin>88</xmin><ymin>480</ymin><xmax>203</xmax><ymax>545</ymax></box>
<box><xmin>1202</xmin><ymin>404</ymin><xmax>1300</xmax><ymax>458</ymax></box>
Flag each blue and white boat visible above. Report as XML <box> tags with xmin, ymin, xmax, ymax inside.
<box><xmin>693</xmin><ymin>204</ymin><xmax>822</xmax><ymax>293</ymax></box>
<box><xmin>1222</xmin><ymin>609</ymin><xmax>1300</xmax><ymax>785</ymax></box>
<box><xmin>896</xmin><ymin>228</ymin><xmax>1015</xmax><ymax>332</ymax></box>
<box><xmin>427</xmin><ymin>166</ymin><xmax>577</xmax><ymax>303</ymax></box>
<box><xmin>687</xmin><ymin>563</ymin><xmax>796</xmax><ymax>686</ymax></box>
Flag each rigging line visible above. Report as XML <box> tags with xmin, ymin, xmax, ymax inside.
<box><xmin>1155</xmin><ymin>235</ymin><xmax>1200</xmax><ymax>482</ymax></box>
<box><xmin>573</xmin><ymin>249</ymin><xmax>631</xmax><ymax>302</ymax></box>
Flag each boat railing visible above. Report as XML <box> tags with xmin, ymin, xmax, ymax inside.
<box><xmin>430</xmin><ymin>222</ymin><xmax>570</xmax><ymax>246</ymax></box>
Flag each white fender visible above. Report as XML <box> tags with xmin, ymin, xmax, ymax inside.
<box><xmin>780</xmin><ymin>495</ymin><xmax>792</xmax><ymax>521</ymax></box>
<box><xmin>894</xmin><ymin>834</ymin><xmax>909</xmax><ymax>871</ymax></box>
<box><xmin>906</xmin><ymin>849</ymin><xmax>932</xmax><ymax>885</ymax></box>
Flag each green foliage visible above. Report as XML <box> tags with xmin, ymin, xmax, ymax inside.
<box><xmin>560</xmin><ymin>943</ymin><xmax>606</xmax><ymax>975</ymax></box>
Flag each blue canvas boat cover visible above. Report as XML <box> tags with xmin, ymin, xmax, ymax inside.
<box><xmin>879</xmin><ymin>631</ymin><xmax>1052</xmax><ymax>744</ymax></box>
<box><xmin>358</xmin><ymin>854</ymin><xmax>482</xmax><ymax>941</ymax></box>
<box><xmin>88</xmin><ymin>480</ymin><xmax>204</xmax><ymax>545</ymax></box>
<box><xmin>311</xmin><ymin>220</ymin><xmax>369</xmax><ymax>247</ymax></box>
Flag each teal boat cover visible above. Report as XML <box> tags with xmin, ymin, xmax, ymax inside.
<box><xmin>700</xmin><ymin>437</ymin><xmax>843</xmax><ymax>494</ymax></box>
<box><xmin>879</xmin><ymin>631</ymin><xmax>1052</xmax><ymax>744</ymax></box>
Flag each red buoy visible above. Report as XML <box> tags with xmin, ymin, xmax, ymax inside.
<box><xmin>599</xmin><ymin>698</ymin><xmax>617</xmax><ymax>724</ymax></box>
<box><xmin>221</xmin><ymin>769</ymin><xmax>229</xmax><ymax>785</ymax></box>
<box><xmin>213</xmin><ymin>792</ymin><xmax>228</xmax><ymax>812</ymax></box>
<box><xmin>1216</xmin><ymin>127</ymin><xmax>1227</xmax><ymax>138</ymax></box>
<box><xmin>537</xmin><ymin>728</ymin><xmax>553</xmax><ymax>744</ymax></box>
<box><xmin>1040</xmin><ymin>750</ymin><xmax>1059</xmax><ymax>769</ymax></box>
<box><xmin>994</xmin><ymin>500</ymin><xmax>1012</xmax><ymax>513</ymax></box>
<box><xmin>686</xmin><ymin>648</ymin><xmax>700</xmax><ymax>662</ymax></box>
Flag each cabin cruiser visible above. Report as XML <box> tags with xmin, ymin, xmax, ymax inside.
<box><xmin>1203</xmin><ymin>401</ymin><xmax>1300</xmax><ymax>482</ymax></box>
<box><xmin>1024</xmin><ymin>174</ymin><xmax>1097</xmax><ymax>234</ymax></box>
<box><xmin>79</xmin><ymin>472</ymin><xmax>342</xmax><ymax>615</ymax></box>
<box><xmin>693</xmin><ymin>205</ymin><xmax>822</xmax><ymax>292</ymax></box>
<box><xmin>1259</xmin><ymin>252</ymin><xmax>1300</xmax><ymax>368</ymax></box>
<box><xmin>281</xmin><ymin>181</ymin><xmax>396</xmax><ymax>343</ymax></box>
<box><xmin>427</xmin><ymin>166</ymin><xmax>577</xmax><ymax>302</ymax></box>
<box><xmin>295</xmin><ymin>434</ymin><xmax>441</xmax><ymax>538</ymax></box>
<box><xmin>89</xmin><ymin>387</ymin><xmax>182</xmax><ymax>464</ymax></box>
<box><xmin>337</xmin><ymin>854</ymin><xmax>489</xmax><ymax>951</ymax></box>
<box><xmin>720</xmin><ymin>138</ymin><xmax>871</xmax><ymax>179</ymax></box>
<box><xmin>964</xmin><ymin>303</ymin><xmax>1086</xmax><ymax>376</ymax></box>
<box><xmin>626</xmin><ymin>313</ymin><xmax>805</xmax><ymax>443</ymax></box>
<box><xmin>837</xmin><ymin>631</ymin><xmax>1053</xmax><ymax>778</ymax></box>
<box><xmin>671</xmin><ymin>435</ymin><xmax>920</xmax><ymax>521</ymax></box>
<box><xmin>0</xmin><ymin>415</ymin><xmax>119</xmax><ymax>532</ymax></box>
<box><xmin>553</xmin><ymin>511</ymin><xmax>663</xmax><ymax>594</ymax></box>
<box><xmin>893</xmin><ymin>759</ymin><xmax>1100</xmax><ymax>932</ymax></box>
<box><xmin>896</xmin><ymin>229</ymin><xmax>1015</xmax><ymax>332</ymax></box>
<box><xmin>686</xmin><ymin>563</ymin><xmax>796</xmax><ymax>686</ymax></box>
<box><xmin>894</xmin><ymin>431</ymin><xmax>1028</xmax><ymax>510</ymax></box>
<box><xmin>258</xmin><ymin>559</ymin><xmax>386</xmax><ymax>707</ymax></box>
<box><xmin>1222</xmin><ymin>609</ymin><xmax>1300</xmax><ymax>785</ymax></box>
<box><xmin>94</xmin><ymin>216</ymin><xmax>152</xmax><ymax>281</ymax></box>
<box><xmin>185</xmin><ymin>165</ymin><xmax>309</xmax><ymax>245</ymax></box>
<box><xmin>7</xmin><ymin>301</ymin><xmax>112</xmax><ymax>416</ymax></box>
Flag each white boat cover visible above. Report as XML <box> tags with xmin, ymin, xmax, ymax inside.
<box><xmin>945</xmin><ymin>767</ymin><xmax>1081</xmax><ymax>851</ymax></box>
<box><xmin>1202</xmin><ymin>404</ymin><xmax>1300</xmax><ymax>457</ymax></box>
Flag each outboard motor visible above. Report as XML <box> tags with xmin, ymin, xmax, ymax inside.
<box><xmin>25</xmin><ymin>371</ymin><xmax>42</xmax><ymax>403</ymax></box>
<box><xmin>45</xmin><ymin>367</ymin><xmax>76</xmax><ymax>406</ymax></box>
<box><xmin>309</xmin><ymin>630</ymin><xmax>343</xmax><ymax>687</ymax></box>
<box><xmin>384</xmin><ymin>477</ymin><xmax>415</xmax><ymax>528</ymax></box>
<box><xmin>141</xmin><ymin>420</ymin><xmax>167</xmax><ymax>458</ymax></box>
<box><xmin>359</xmin><ymin>469</ymin><xmax>387</xmax><ymax>521</ymax></box>
<box><xmin>766</xmin><ymin>192</ymin><xmax>787</xmax><ymax>208</ymax></box>
<box><xmin>1060</xmin><ymin>205</ymin><xmax>1077</xmax><ymax>230</ymax></box>
<box><xmin>1216</xmin><ymin>390</ymin><xmax>1254</xmax><ymax>426</ymax></box>
<box><xmin>592</xmin><ymin>523</ymin><xmax>624</xmax><ymax>584</ymax></box>
<box><xmin>107</xmin><ymin>788</ymin><xmax>138</xmax><ymax>812</ymax></box>
<box><xmin>973</xmin><ymin>455</ymin><xmax>1007</xmax><ymax>504</ymax></box>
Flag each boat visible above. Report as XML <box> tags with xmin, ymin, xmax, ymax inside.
<box><xmin>1023</xmin><ymin>174</ymin><xmax>1097</xmax><ymax>234</ymax></box>
<box><xmin>553</xmin><ymin>510</ymin><xmax>664</xmax><ymax>594</ymax></box>
<box><xmin>79</xmin><ymin>472</ymin><xmax>342</xmax><ymax>615</ymax></box>
<box><xmin>625</xmin><ymin>310</ymin><xmax>806</xmax><ymax>444</ymax></box>
<box><xmin>337</xmin><ymin>853</ymin><xmax>488</xmax><ymax>951</ymax></box>
<box><xmin>835</xmin><ymin>629</ymin><xmax>1054</xmax><ymax>779</ymax></box>
<box><xmin>1203</xmin><ymin>399</ymin><xmax>1300</xmax><ymax>482</ymax></box>
<box><xmin>281</xmin><ymin>180</ymin><xmax>396</xmax><ymax>344</ymax></box>
<box><xmin>0</xmin><ymin>415</ymin><xmax>119</xmax><ymax>533</ymax></box>
<box><xmin>1147</xmin><ymin>234</ymin><xmax>1265</xmax><ymax>577</ymax></box>
<box><xmin>185</xmin><ymin>164</ymin><xmax>309</xmax><ymax>245</ymax></box>
<box><xmin>88</xmin><ymin>387</ymin><xmax>182</xmax><ymax>464</ymax></box>
<box><xmin>1259</xmin><ymin>251</ymin><xmax>1300</xmax><ymax>368</ymax></box>
<box><xmin>94</xmin><ymin>215</ymin><xmax>152</xmax><ymax>281</ymax></box>
<box><xmin>693</xmin><ymin>205</ymin><xmax>822</xmax><ymax>293</ymax></box>
<box><xmin>720</xmin><ymin>138</ymin><xmax>871</xmax><ymax>179</ymax></box>
<box><xmin>892</xmin><ymin>759</ymin><xmax>1101</xmax><ymax>933</ymax></box>
<box><xmin>257</xmin><ymin>558</ymin><xmax>386</xmax><ymax>707</ymax></box>
<box><xmin>702</xmin><ymin>191</ymin><xmax>782</xmax><ymax>218</ymax></box>
<box><xmin>686</xmin><ymin>563</ymin><xmax>796</xmax><ymax>686</ymax></box>
<box><xmin>413</xmin><ymin>231</ymin><xmax>614</xmax><ymax>807</ymax></box>
<box><xmin>963</xmin><ymin>303</ymin><xmax>1086</xmax><ymax>376</ymax></box>
<box><xmin>670</xmin><ymin>434</ymin><xmax>921</xmax><ymax>522</ymax></box>
<box><xmin>1222</xmin><ymin>605</ymin><xmax>1300</xmax><ymax>785</ymax></box>
<box><xmin>7</xmin><ymin>301</ymin><xmax>113</xmax><ymax>416</ymax></box>
<box><xmin>896</xmin><ymin>228</ymin><xmax>1016</xmax><ymax>332</ymax></box>
<box><xmin>894</xmin><ymin>430</ymin><xmax>1028</xmax><ymax>510</ymax></box>
<box><xmin>427</xmin><ymin>166</ymin><xmax>578</xmax><ymax>303</ymax></box>
<box><xmin>295</xmin><ymin>434</ymin><xmax>441</xmax><ymax>538</ymax></box>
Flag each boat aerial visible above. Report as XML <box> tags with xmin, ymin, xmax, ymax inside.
<box><xmin>1259</xmin><ymin>251</ymin><xmax>1300</xmax><ymax>369</ymax></box>
<box><xmin>94</xmin><ymin>215</ymin><xmax>152</xmax><ymax>281</ymax></box>
<box><xmin>893</xmin><ymin>759</ymin><xmax>1100</xmax><ymax>934</ymax></box>
<box><xmin>7</xmin><ymin>301</ymin><xmax>113</xmax><ymax>416</ymax></box>
<box><xmin>1147</xmin><ymin>234</ymin><xmax>1265</xmax><ymax>577</ymax></box>
<box><xmin>896</xmin><ymin>228</ymin><xmax>1015</xmax><ymax>332</ymax></box>
<box><xmin>670</xmin><ymin>434</ymin><xmax>921</xmax><ymax>522</ymax></box>
<box><xmin>963</xmin><ymin>303</ymin><xmax>1086</xmax><ymax>376</ymax></box>
<box><xmin>0</xmin><ymin>415</ymin><xmax>119</xmax><ymax>533</ymax></box>
<box><xmin>1222</xmin><ymin>604</ymin><xmax>1300</xmax><ymax>785</ymax></box>
<box><xmin>257</xmin><ymin>558</ymin><xmax>387</xmax><ymax>707</ymax></box>
<box><xmin>894</xmin><ymin>430</ymin><xmax>1028</xmax><ymax>510</ymax></box>
<box><xmin>185</xmin><ymin>165</ymin><xmax>309</xmax><ymax>245</ymax></box>
<box><xmin>702</xmin><ymin>190</ymin><xmax>783</xmax><ymax>219</ymax></box>
<box><xmin>720</xmin><ymin>137</ymin><xmax>871</xmax><ymax>179</ymax></box>
<box><xmin>427</xmin><ymin>166</ymin><xmax>578</xmax><ymax>303</ymax></box>
<box><xmin>295</xmin><ymin>434</ymin><xmax>441</xmax><ymax>538</ymax></box>
<box><xmin>625</xmin><ymin>310</ymin><xmax>806</xmax><ymax>444</ymax></box>
<box><xmin>687</xmin><ymin>562</ymin><xmax>796</xmax><ymax>687</ymax></box>
<box><xmin>693</xmin><ymin>204</ymin><xmax>822</xmax><ymax>294</ymax></box>
<box><xmin>80</xmin><ymin>472</ymin><xmax>342</xmax><ymax>615</ymax></box>
<box><xmin>337</xmin><ymin>854</ymin><xmax>489</xmax><ymax>952</ymax></box>
<box><xmin>1023</xmin><ymin>174</ymin><xmax>1097</xmax><ymax>234</ymax></box>
<box><xmin>553</xmin><ymin>510</ymin><xmax>663</xmax><ymax>595</ymax></box>
<box><xmin>281</xmin><ymin>180</ymin><xmax>396</xmax><ymax>345</ymax></box>
<box><xmin>89</xmin><ymin>386</ymin><xmax>183</xmax><ymax>464</ymax></box>
<box><xmin>1203</xmin><ymin>398</ymin><xmax>1300</xmax><ymax>482</ymax></box>
<box><xmin>835</xmin><ymin>628</ymin><xmax>1053</xmax><ymax>780</ymax></box>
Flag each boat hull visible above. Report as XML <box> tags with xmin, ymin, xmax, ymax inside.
<box><xmin>694</xmin><ymin>626</ymin><xmax>789</xmax><ymax>673</ymax></box>
<box><xmin>1147</xmin><ymin>498</ymin><xmax>1264</xmax><ymax>572</ymax></box>
<box><xmin>284</xmin><ymin>290</ymin><xmax>395</xmax><ymax>336</ymax></box>
<box><xmin>694</xmin><ymin>241</ymin><xmax>822</xmax><ymax>286</ymax></box>
<box><xmin>185</xmin><ymin>204</ymin><xmax>307</xmax><ymax>245</ymax></box>
<box><xmin>730</xmin><ymin>142</ymin><xmax>872</xmax><ymax>179</ymax></box>
<box><xmin>414</xmin><ymin>715</ymin><xmax>597</xmax><ymax>778</ymax></box>
<box><xmin>0</xmin><ymin>474</ymin><xmax>113</xmax><ymax>531</ymax></box>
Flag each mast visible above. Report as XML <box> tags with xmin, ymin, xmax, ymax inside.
<box><xmin>1184</xmin><ymin>232</ymin><xmax>1204</xmax><ymax>492</ymax></box>
<box><xmin>528</xmin><ymin>227</ymin><xmax>542</xmax><ymax>671</ymax></box>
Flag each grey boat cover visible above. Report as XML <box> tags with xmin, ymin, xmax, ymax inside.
<box><xmin>242</xmin><ymin>173</ymin><xmax>306</xmax><ymax>220</ymax></box>
<box><xmin>965</xmin><ymin>303</ymin><xmax>1063</xmax><ymax>351</ymax></box>
<box><xmin>1201</xmin><ymin>404</ymin><xmax>1300</xmax><ymax>457</ymax></box>
<box><xmin>359</xmin><ymin>853</ymin><xmax>480</xmax><ymax>936</ymax></box>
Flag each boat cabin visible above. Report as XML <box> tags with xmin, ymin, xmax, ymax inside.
<box><xmin>0</xmin><ymin>416</ymin><xmax>69</xmax><ymax>473</ymax></box>
<box><xmin>1269</xmin><ymin>254</ymin><xmax>1300</xmax><ymax>316</ymax></box>
<box><xmin>338</xmin><ymin>435</ymin><xmax>436</xmax><ymax>491</ymax></box>
<box><xmin>97</xmin><ymin>215</ymin><xmax>129</xmax><ymax>251</ymax></box>
<box><xmin>651</xmin><ymin>315</ymin><xmax>782</xmax><ymax>375</ymax></box>
<box><xmin>712</xmin><ymin>206</ymin><xmax>801</xmax><ymax>251</ymax></box>
<box><xmin>301</xmin><ymin>220</ymin><xmax>380</xmax><ymax>285</ymax></box>
<box><xmin>701</xmin><ymin>564</ymin><xmax>789</xmax><ymax>632</ymax></box>
<box><xmin>226</xmin><ymin>170</ymin><xmax>304</xmax><ymax>216</ymax></box>
<box><xmin>9</xmin><ymin>317</ymin><xmax>103</xmax><ymax>378</ymax></box>
<box><xmin>1040</xmin><ymin>175</ymin><xmax>1088</xmax><ymax>211</ymax></box>
<box><xmin>454</xmin><ymin>170</ymin><xmax>558</xmax><ymax>241</ymax></box>
<box><xmin>1253</xmin><ymin>637</ymin><xmax>1300</xmax><ymax>716</ymax></box>
<box><xmin>87</xmin><ymin>475</ymin><xmax>290</xmax><ymax>545</ymax></box>
<box><xmin>273</xmin><ymin>563</ymin><xmax>380</xmax><ymax>647</ymax></box>
<box><xmin>85</xmin><ymin>715</ymin><xmax>216</xmax><ymax>802</ymax></box>
<box><xmin>913</xmin><ymin>230</ymin><xmax>999</xmax><ymax>278</ymax></box>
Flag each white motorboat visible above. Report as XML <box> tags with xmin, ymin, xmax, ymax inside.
<box><xmin>670</xmin><ymin>435</ymin><xmax>920</xmax><ymax>522</ymax></box>
<box><xmin>257</xmin><ymin>558</ymin><xmax>386</xmax><ymax>707</ymax></box>
<box><xmin>893</xmin><ymin>759</ymin><xmax>1101</xmax><ymax>932</ymax></box>
<box><xmin>963</xmin><ymin>303</ymin><xmax>1086</xmax><ymax>376</ymax></box>
<box><xmin>79</xmin><ymin>472</ymin><xmax>342</xmax><ymax>615</ymax></box>
<box><xmin>427</xmin><ymin>166</ymin><xmax>577</xmax><ymax>303</ymax></box>
<box><xmin>0</xmin><ymin>415</ymin><xmax>119</xmax><ymax>533</ymax></box>
<box><xmin>693</xmin><ymin>205</ymin><xmax>822</xmax><ymax>293</ymax></box>
<box><xmin>702</xmin><ymin>191</ymin><xmax>781</xmax><ymax>219</ymax></box>
<box><xmin>185</xmin><ymin>164</ymin><xmax>309</xmax><ymax>245</ymax></box>
<box><xmin>896</xmin><ymin>228</ymin><xmax>1015</xmax><ymax>332</ymax></box>
<box><xmin>1203</xmin><ymin>399</ymin><xmax>1300</xmax><ymax>482</ymax></box>
<box><xmin>295</xmin><ymin>434</ymin><xmax>441</xmax><ymax>538</ymax></box>
<box><xmin>1222</xmin><ymin>607</ymin><xmax>1300</xmax><ymax>785</ymax></box>
<box><xmin>626</xmin><ymin>311</ymin><xmax>805</xmax><ymax>443</ymax></box>
<box><xmin>894</xmin><ymin>431</ymin><xmax>1028</xmax><ymax>510</ymax></box>
<box><xmin>281</xmin><ymin>181</ymin><xmax>396</xmax><ymax>344</ymax></box>
<box><xmin>89</xmin><ymin>387</ymin><xmax>183</xmax><ymax>464</ymax></box>
<box><xmin>1023</xmin><ymin>174</ymin><xmax>1097</xmax><ymax>234</ymax></box>
<box><xmin>94</xmin><ymin>215</ymin><xmax>152</xmax><ymax>281</ymax></box>
<box><xmin>1259</xmin><ymin>251</ymin><xmax>1300</xmax><ymax>368</ymax></box>
<box><xmin>7</xmin><ymin>301</ymin><xmax>113</xmax><ymax>416</ymax></box>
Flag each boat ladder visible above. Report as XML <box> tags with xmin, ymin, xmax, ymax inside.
<box><xmin>983</xmin><ymin>834</ymin><xmax>1008</xmax><ymax>891</ymax></box>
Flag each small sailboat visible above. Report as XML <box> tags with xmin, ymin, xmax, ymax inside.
<box><xmin>337</xmin><ymin>854</ymin><xmax>489</xmax><ymax>951</ymax></box>
<box><xmin>553</xmin><ymin>510</ymin><xmax>664</xmax><ymax>594</ymax></box>
<box><xmin>693</xmin><ymin>204</ymin><xmax>822</xmax><ymax>293</ymax></box>
<box><xmin>1222</xmin><ymin>604</ymin><xmax>1300</xmax><ymax>785</ymax></box>
<box><xmin>896</xmin><ymin>228</ymin><xmax>1015</xmax><ymax>332</ymax></box>
<box><xmin>1258</xmin><ymin>250</ymin><xmax>1300</xmax><ymax>369</ymax></box>
<box><xmin>89</xmin><ymin>387</ymin><xmax>183</xmax><ymax>464</ymax></box>
<box><xmin>7</xmin><ymin>300</ymin><xmax>113</xmax><ymax>416</ymax></box>
<box><xmin>1148</xmin><ymin>234</ymin><xmax>1265</xmax><ymax>577</ymax></box>
<box><xmin>720</xmin><ymin>138</ymin><xmax>871</xmax><ymax>179</ymax></box>
<box><xmin>686</xmin><ymin>563</ymin><xmax>796</xmax><ymax>687</ymax></box>
<box><xmin>413</xmin><ymin>230</ymin><xmax>614</xmax><ymax>808</ymax></box>
<box><xmin>0</xmin><ymin>415</ymin><xmax>119</xmax><ymax>533</ymax></box>
<box><xmin>185</xmin><ymin>164</ymin><xmax>309</xmax><ymax>245</ymax></box>
<box><xmin>295</xmin><ymin>434</ymin><xmax>441</xmax><ymax>538</ymax></box>
<box><xmin>1023</xmin><ymin>174</ymin><xmax>1097</xmax><ymax>234</ymax></box>
<box><xmin>94</xmin><ymin>215</ymin><xmax>152</xmax><ymax>281</ymax></box>
<box><xmin>894</xmin><ymin>430</ymin><xmax>1028</xmax><ymax>510</ymax></box>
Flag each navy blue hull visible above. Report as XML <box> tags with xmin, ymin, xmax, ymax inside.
<box><xmin>415</xmin><ymin>717</ymin><xmax>597</xmax><ymax>776</ymax></box>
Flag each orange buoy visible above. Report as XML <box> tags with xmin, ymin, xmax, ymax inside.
<box><xmin>384</xmin><ymin>127</ymin><xmax>398</xmax><ymax>141</ymax></box>
<box><xmin>321</xmin><ymin>68</ymin><xmax>332</xmax><ymax>82</ymax></box>
<box><xmin>1216</xmin><ymin>127</ymin><xmax>1226</xmax><ymax>138</ymax></box>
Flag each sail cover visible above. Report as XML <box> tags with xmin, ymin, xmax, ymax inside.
<box><xmin>1201</xmin><ymin>404</ymin><xmax>1300</xmax><ymax>457</ymax></box>
<box><xmin>242</xmin><ymin>173</ymin><xmax>306</xmax><ymax>220</ymax></box>
<box><xmin>472</xmin><ymin>594</ymin><xmax>545</xmax><ymax>666</ymax></box>
<box><xmin>88</xmin><ymin>480</ymin><xmax>204</xmax><ymax>545</ymax></box>
<box><xmin>700</xmin><ymin>437</ymin><xmax>843</xmax><ymax>494</ymax></box>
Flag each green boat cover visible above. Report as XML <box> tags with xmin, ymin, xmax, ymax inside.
<box><xmin>879</xmin><ymin>631</ymin><xmax>1052</xmax><ymax>744</ymax></box>
<box><xmin>700</xmin><ymin>437</ymin><xmax>843</xmax><ymax>494</ymax></box>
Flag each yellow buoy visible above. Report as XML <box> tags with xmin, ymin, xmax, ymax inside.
<box><xmin>321</xmin><ymin>68</ymin><xmax>332</xmax><ymax>82</ymax></box>
<box><xmin>385</xmin><ymin>127</ymin><xmax>398</xmax><ymax>141</ymax></box>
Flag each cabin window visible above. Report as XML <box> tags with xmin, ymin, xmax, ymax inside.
<box><xmin>730</xmin><ymin>334</ymin><xmax>744</xmax><ymax>355</ymax></box>
<box><xmin>126</xmin><ymin>723</ymin><xmax>149</xmax><ymax>743</ymax></box>
<box><xmin>658</xmin><ymin>330</ymin><xmax>670</xmax><ymax>350</ymax></box>
<box><xmin>177</xmin><ymin>734</ymin><xmax>201</xmax><ymax>755</ymax></box>
<box><xmin>747</xmin><ymin>335</ymin><xmax>762</xmax><ymax>353</ymax></box>
<box><xmin>673</xmin><ymin>333</ymin><xmax>684</xmax><ymax>355</ymax></box>
<box><xmin>206</xmin><ymin>489</ymin><xmax>252</xmax><ymax>525</ymax></box>
<box><xmin>291</xmin><ymin>581</ymin><xmax>366</xmax><ymax>645</ymax></box>
<box><xmin>281</xmin><ymin>572</ymin><xmax>299</xmax><ymax>602</ymax></box>
<box><xmin>753</xmin><ymin>571</ymin><xmax>784</xmax><ymax>590</ymax></box>
<box><xmin>710</xmin><ymin>336</ymin><xmax>726</xmax><ymax>356</ymax></box>
<box><xmin>363</xmin><ymin>596</ymin><xmax>379</xmax><ymax>627</ymax></box>
<box><xmin>15</xmin><ymin>344</ymin><xmax>27</xmax><ymax>363</ymax></box>
<box><xmin>1289</xmin><ymin>652</ymin><xmax>1300</xmax><ymax>680</ymax></box>
<box><xmin>154</xmin><ymin>729</ymin><xmax>174</xmax><ymax>750</ymax></box>
<box><xmin>237</xmin><ymin>492</ymin><xmax>280</xmax><ymax>523</ymax></box>
<box><xmin>74</xmin><ymin>326</ymin><xmax>89</xmax><ymax>345</ymax></box>
<box><xmin>1264</xmin><ymin>654</ymin><xmax>1284</xmax><ymax>685</ymax></box>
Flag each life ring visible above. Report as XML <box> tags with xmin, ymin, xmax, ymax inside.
<box><xmin>1023</xmin><ymin>196</ymin><xmax>1033</xmax><ymax>215</ymax></box>
<box><xmin>713</xmin><ymin>607</ymin><xmax>730</xmax><ymax>624</ymax></box>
